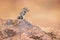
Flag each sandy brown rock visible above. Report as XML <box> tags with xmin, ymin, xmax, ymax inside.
<box><xmin>0</xmin><ymin>19</ymin><xmax>59</xmax><ymax>40</ymax></box>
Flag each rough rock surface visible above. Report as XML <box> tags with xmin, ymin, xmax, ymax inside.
<box><xmin>0</xmin><ymin>19</ymin><xmax>59</xmax><ymax>40</ymax></box>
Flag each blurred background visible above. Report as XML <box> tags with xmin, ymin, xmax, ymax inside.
<box><xmin>0</xmin><ymin>0</ymin><xmax>60</xmax><ymax>32</ymax></box>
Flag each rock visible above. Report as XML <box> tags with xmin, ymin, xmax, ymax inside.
<box><xmin>0</xmin><ymin>19</ymin><xmax>58</xmax><ymax>40</ymax></box>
